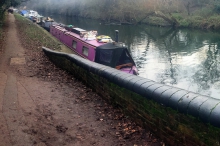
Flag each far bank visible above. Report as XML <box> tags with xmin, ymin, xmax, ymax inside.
<box><xmin>22</xmin><ymin>0</ymin><xmax>220</xmax><ymax>30</ymax></box>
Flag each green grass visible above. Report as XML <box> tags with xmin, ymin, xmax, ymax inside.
<box><xmin>14</xmin><ymin>14</ymin><xmax>62</xmax><ymax>51</ymax></box>
<box><xmin>0</xmin><ymin>12</ymin><xmax>6</xmax><ymax>53</ymax></box>
<box><xmin>14</xmin><ymin>13</ymin><xmax>74</xmax><ymax>54</ymax></box>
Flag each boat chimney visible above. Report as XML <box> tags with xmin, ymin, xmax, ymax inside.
<box><xmin>115</xmin><ymin>30</ymin><xmax>119</xmax><ymax>43</ymax></box>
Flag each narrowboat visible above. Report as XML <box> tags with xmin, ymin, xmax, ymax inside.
<box><xmin>41</xmin><ymin>17</ymin><xmax>57</xmax><ymax>31</ymax></box>
<box><xmin>50</xmin><ymin>24</ymin><xmax>138</xmax><ymax>75</ymax></box>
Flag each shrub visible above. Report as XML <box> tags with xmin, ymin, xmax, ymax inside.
<box><xmin>179</xmin><ymin>19</ymin><xmax>190</xmax><ymax>27</ymax></box>
<box><xmin>171</xmin><ymin>13</ymin><xmax>183</xmax><ymax>21</ymax></box>
<box><xmin>146</xmin><ymin>16</ymin><xmax>170</xmax><ymax>26</ymax></box>
<box><xmin>187</xmin><ymin>16</ymin><xmax>204</xmax><ymax>28</ymax></box>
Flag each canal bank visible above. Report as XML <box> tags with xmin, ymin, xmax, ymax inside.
<box><xmin>0</xmin><ymin>13</ymin><xmax>163</xmax><ymax>146</ymax></box>
<box><xmin>37</xmin><ymin>13</ymin><xmax>220</xmax><ymax>146</ymax></box>
<box><xmin>11</xmin><ymin>11</ymin><xmax>220</xmax><ymax>145</ymax></box>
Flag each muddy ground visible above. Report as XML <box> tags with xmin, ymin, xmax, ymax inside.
<box><xmin>0</xmin><ymin>13</ymin><xmax>163</xmax><ymax>146</ymax></box>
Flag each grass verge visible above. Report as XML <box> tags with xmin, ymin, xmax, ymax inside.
<box><xmin>14</xmin><ymin>13</ymin><xmax>74</xmax><ymax>81</ymax></box>
<box><xmin>14</xmin><ymin>13</ymin><xmax>61</xmax><ymax>52</ymax></box>
<box><xmin>0</xmin><ymin>13</ymin><xmax>6</xmax><ymax>54</ymax></box>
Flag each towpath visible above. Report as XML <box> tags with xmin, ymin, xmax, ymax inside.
<box><xmin>0</xmin><ymin>13</ymin><xmax>162</xmax><ymax>146</ymax></box>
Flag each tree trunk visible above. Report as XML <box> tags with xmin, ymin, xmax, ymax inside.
<box><xmin>137</xmin><ymin>11</ymin><xmax>179</xmax><ymax>27</ymax></box>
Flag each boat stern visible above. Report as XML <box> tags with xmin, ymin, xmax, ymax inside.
<box><xmin>119</xmin><ymin>65</ymin><xmax>138</xmax><ymax>75</ymax></box>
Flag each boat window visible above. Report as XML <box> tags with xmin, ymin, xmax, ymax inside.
<box><xmin>72</xmin><ymin>40</ymin><xmax>77</xmax><ymax>49</ymax></box>
<box><xmin>99</xmin><ymin>50</ymin><xmax>113</xmax><ymax>63</ymax></box>
<box><xmin>82</xmin><ymin>46</ymin><xmax>89</xmax><ymax>56</ymax></box>
<box><xmin>117</xmin><ymin>50</ymin><xmax>132</xmax><ymax>65</ymax></box>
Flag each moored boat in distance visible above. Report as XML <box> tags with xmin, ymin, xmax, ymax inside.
<box><xmin>41</xmin><ymin>17</ymin><xmax>57</xmax><ymax>31</ymax></box>
<box><xmin>50</xmin><ymin>24</ymin><xmax>138</xmax><ymax>75</ymax></box>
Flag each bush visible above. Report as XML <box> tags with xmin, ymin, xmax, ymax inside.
<box><xmin>206</xmin><ymin>15</ymin><xmax>220</xmax><ymax>29</ymax></box>
<box><xmin>179</xmin><ymin>19</ymin><xmax>190</xmax><ymax>27</ymax></box>
<box><xmin>193</xmin><ymin>7</ymin><xmax>215</xmax><ymax>17</ymax></box>
<box><xmin>171</xmin><ymin>13</ymin><xmax>183</xmax><ymax>21</ymax></box>
<box><xmin>188</xmin><ymin>16</ymin><xmax>205</xmax><ymax>28</ymax></box>
<box><xmin>145</xmin><ymin>16</ymin><xmax>170</xmax><ymax>26</ymax></box>
<box><xmin>208</xmin><ymin>15</ymin><xmax>220</xmax><ymax>24</ymax></box>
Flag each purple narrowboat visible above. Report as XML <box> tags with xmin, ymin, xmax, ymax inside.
<box><xmin>50</xmin><ymin>24</ymin><xmax>138</xmax><ymax>75</ymax></box>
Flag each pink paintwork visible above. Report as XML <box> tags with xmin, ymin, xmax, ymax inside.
<box><xmin>50</xmin><ymin>25</ymin><xmax>104</xmax><ymax>61</ymax></box>
<box><xmin>120</xmin><ymin>66</ymin><xmax>138</xmax><ymax>75</ymax></box>
<box><xmin>50</xmin><ymin>25</ymin><xmax>138</xmax><ymax>75</ymax></box>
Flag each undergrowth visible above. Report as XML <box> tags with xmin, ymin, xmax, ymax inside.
<box><xmin>0</xmin><ymin>12</ymin><xmax>6</xmax><ymax>54</ymax></box>
<box><xmin>170</xmin><ymin>11</ymin><xmax>220</xmax><ymax>29</ymax></box>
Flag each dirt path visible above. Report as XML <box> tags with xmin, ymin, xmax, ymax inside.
<box><xmin>0</xmin><ymin>13</ymin><xmax>33</xmax><ymax>146</ymax></box>
<box><xmin>0</xmin><ymin>14</ymin><xmax>162</xmax><ymax>146</ymax></box>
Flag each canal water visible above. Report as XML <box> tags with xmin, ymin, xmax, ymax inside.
<box><xmin>42</xmin><ymin>13</ymin><xmax>220</xmax><ymax>99</ymax></box>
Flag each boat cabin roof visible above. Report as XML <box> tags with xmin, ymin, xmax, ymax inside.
<box><xmin>96</xmin><ymin>42</ymin><xmax>125</xmax><ymax>50</ymax></box>
<box><xmin>72</xmin><ymin>28</ymin><xmax>86</xmax><ymax>35</ymax></box>
<box><xmin>95</xmin><ymin>43</ymin><xmax>135</xmax><ymax>68</ymax></box>
<box><xmin>54</xmin><ymin>25</ymin><xmax>66</xmax><ymax>32</ymax></box>
<box><xmin>52</xmin><ymin>25</ymin><xmax>104</xmax><ymax>47</ymax></box>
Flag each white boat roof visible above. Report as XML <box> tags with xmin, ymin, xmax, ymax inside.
<box><xmin>73</xmin><ymin>28</ymin><xmax>86</xmax><ymax>32</ymax></box>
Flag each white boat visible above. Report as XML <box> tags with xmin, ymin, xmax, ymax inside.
<box><xmin>28</xmin><ymin>10</ymin><xmax>38</xmax><ymax>17</ymax></box>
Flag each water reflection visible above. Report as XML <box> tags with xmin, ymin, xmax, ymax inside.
<box><xmin>41</xmin><ymin>13</ymin><xmax>220</xmax><ymax>99</ymax></box>
<box><xmin>133</xmin><ymin>27</ymin><xmax>220</xmax><ymax>99</ymax></box>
